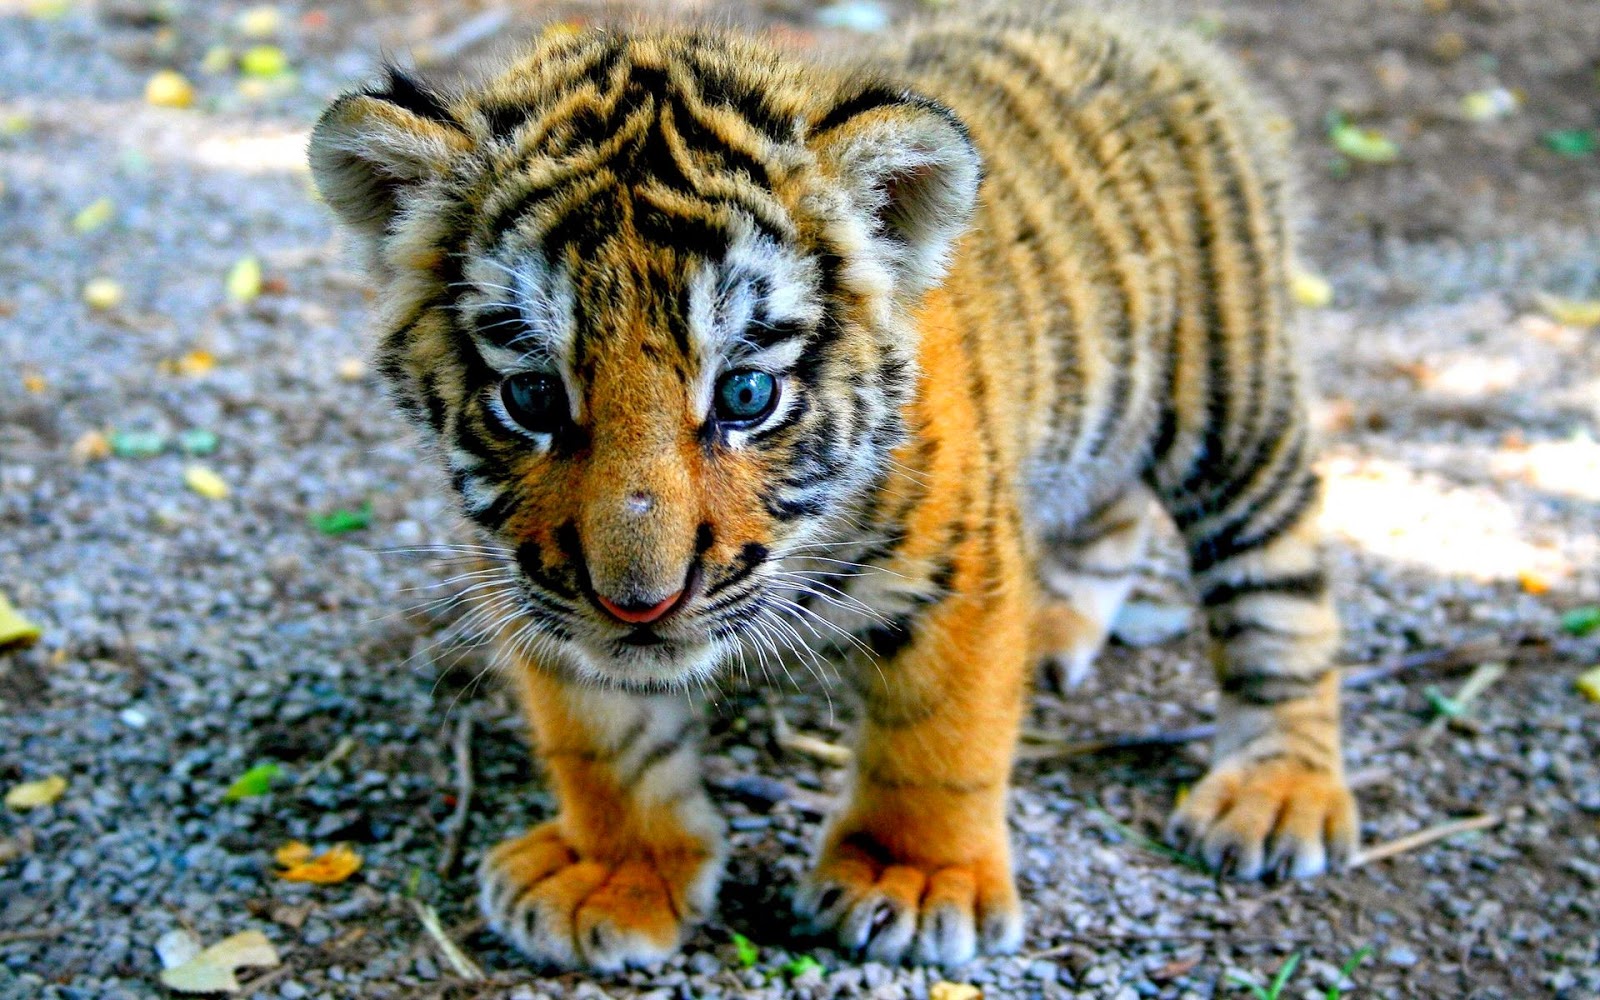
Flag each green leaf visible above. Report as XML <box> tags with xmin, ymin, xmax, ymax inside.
<box><xmin>1325</xmin><ymin>945</ymin><xmax>1372</xmax><ymax>1000</ymax></box>
<box><xmin>1267</xmin><ymin>952</ymin><xmax>1303</xmax><ymax>998</ymax></box>
<box><xmin>109</xmin><ymin>429</ymin><xmax>167</xmax><ymax>457</ymax></box>
<box><xmin>1330</xmin><ymin>121</ymin><xmax>1400</xmax><ymax>163</ymax></box>
<box><xmin>178</xmin><ymin>428</ymin><xmax>219</xmax><ymax>456</ymax></box>
<box><xmin>310</xmin><ymin>502</ymin><xmax>373</xmax><ymax>535</ymax></box>
<box><xmin>1424</xmin><ymin>685</ymin><xmax>1464</xmax><ymax>718</ymax></box>
<box><xmin>731</xmin><ymin>932</ymin><xmax>759</xmax><ymax>968</ymax></box>
<box><xmin>223</xmin><ymin>762</ymin><xmax>281</xmax><ymax>801</ymax></box>
<box><xmin>1543</xmin><ymin>128</ymin><xmax>1596</xmax><ymax>158</ymax></box>
<box><xmin>782</xmin><ymin>954</ymin><xmax>824</xmax><ymax>978</ymax></box>
<box><xmin>1225</xmin><ymin>971</ymin><xmax>1271</xmax><ymax>1000</ymax></box>
<box><xmin>1560</xmin><ymin>606</ymin><xmax>1600</xmax><ymax>637</ymax></box>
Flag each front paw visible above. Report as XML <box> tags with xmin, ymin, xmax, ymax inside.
<box><xmin>794</xmin><ymin>832</ymin><xmax>1022</xmax><ymax>965</ymax></box>
<box><xmin>1166</xmin><ymin>756</ymin><xmax>1358</xmax><ymax>880</ymax></box>
<box><xmin>479</xmin><ymin>821</ymin><xmax>720</xmax><ymax>972</ymax></box>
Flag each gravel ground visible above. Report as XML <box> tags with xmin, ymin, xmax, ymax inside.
<box><xmin>2</xmin><ymin>2</ymin><xmax>1598</xmax><ymax>998</ymax></box>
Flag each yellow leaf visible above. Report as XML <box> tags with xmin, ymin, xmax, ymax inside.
<box><xmin>273</xmin><ymin>840</ymin><xmax>313</xmax><ymax>867</ymax></box>
<box><xmin>71</xmin><ymin>430</ymin><xmax>111</xmax><ymax>463</ymax></box>
<box><xmin>82</xmin><ymin>277</ymin><xmax>124</xmax><ymax>310</ymax></box>
<box><xmin>931</xmin><ymin>984</ymin><xmax>983</xmax><ymax>1000</ymax></box>
<box><xmin>27</xmin><ymin>0</ymin><xmax>72</xmax><ymax>19</ymax></box>
<box><xmin>237</xmin><ymin>6</ymin><xmax>283</xmax><ymax>38</ymax></box>
<box><xmin>22</xmin><ymin>373</ymin><xmax>45</xmax><ymax>393</ymax></box>
<box><xmin>145</xmin><ymin>70</ymin><xmax>196</xmax><ymax>109</ymax></box>
<box><xmin>184</xmin><ymin>465</ymin><xmax>230</xmax><ymax>500</ymax></box>
<box><xmin>239</xmin><ymin>45</ymin><xmax>290</xmax><ymax>79</ymax></box>
<box><xmin>200</xmin><ymin>45</ymin><xmax>234</xmax><ymax>75</ymax></box>
<box><xmin>226</xmin><ymin>256</ymin><xmax>262</xmax><ymax>303</ymax></box>
<box><xmin>1290</xmin><ymin>269</ymin><xmax>1333</xmax><ymax>308</ymax></box>
<box><xmin>72</xmin><ymin>197</ymin><xmax>115</xmax><ymax>233</ymax></box>
<box><xmin>1577</xmin><ymin>665</ymin><xmax>1600</xmax><ymax>703</ymax></box>
<box><xmin>1536</xmin><ymin>293</ymin><xmax>1600</xmax><ymax>328</ymax></box>
<box><xmin>159</xmin><ymin>930</ymin><xmax>280</xmax><ymax>994</ymax></box>
<box><xmin>1517</xmin><ymin>570</ymin><xmax>1550</xmax><ymax>595</ymax></box>
<box><xmin>336</xmin><ymin>357</ymin><xmax>365</xmax><ymax>382</ymax></box>
<box><xmin>175</xmin><ymin>349</ymin><xmax>216</xmax><ymax>376</ymax></box>
<box><xmin>6</xmin><ymin>775</ymin><xmax>67</xmax><ymax>811</ymax></box>
<box><xmin>275</xmin><ymin>842</ymin><xmax>363</xmax><ymax>884</ymax></box>
<box><xmin>0</xmin><ymin>592</ymin><xmax>43</xmax><ymax>648</ymax></box>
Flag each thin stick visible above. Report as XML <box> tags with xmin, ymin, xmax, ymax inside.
<box><xmin>410</xmin><ymin>900</ymin><xmax>486</xmax><ymax>981</ymax></box>
<box><xmin>237</xmin><ymin>966</ymin><xmax>293</xmax><ymax>994</ymax></box>
<box><xmin>1017</xmin><ymin>639</ymin><xmax>1522</xmax><ymax>764</ymax></box>
<box><xmin>0</xmin><ymin>926</ymin><xmax>65</xmax><ymax>945</ymax></box>
<box><xmin>772</xmin><ymin>708</ymin><xmax>853</xmax><ymax>766</ymax></box>
<box><xmin>437</xmin><ymin>711</ymin><xmax>476</xmax><ymax>877</ymax></box>
<box><xmin>296</xmin><ymin>736</ymin><xmax>357</xmax><ymax>789</ymax></box>
<box><xmin>1417</xmin><ymin>661</ymin><xmax>1507</xmax><ymax>748</ymax></box>
<box><xmin>1352</xmin><ymin>813</ymin><xmax>1502</xmax><ymax>868</ymax></box>
<box><xmin>1016</xmin><ymin>725</ymin><xmax>1218</xmax><ymax>762</ymax></box>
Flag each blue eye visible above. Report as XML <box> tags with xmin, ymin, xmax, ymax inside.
<box><xmin>714</xmin><ymin>370</ymin><xmax>777</xmax><ymax>425</ymax></box>
<box><xmin>500</xmin><ymin>372</ymin><xmax>566</xmax><ymax>435</ymax></box>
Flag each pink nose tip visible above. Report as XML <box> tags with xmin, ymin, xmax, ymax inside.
<box><xmin>596</xmin><ymin>590</ymin><xmax>683</xmax><ymax>625</ymax></box>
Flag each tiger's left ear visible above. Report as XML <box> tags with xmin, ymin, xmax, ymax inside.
<box><xmin>809</xmin><ymin>86</ymin><xmax>983</xmax><ymax>298</ymax></box>
<box><xmin>308</xmin><ymin>66</ymin><xmax>474</xmax><ymax>262</ymax></box>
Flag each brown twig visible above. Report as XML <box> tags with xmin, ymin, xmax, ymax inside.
<box><xmin>1352</xmin><ymin>813</ymin><xmax>1502</xmax><ymax>868</ymax></box>
<box><xmin>411</xmin><ymin>899</ymin><xmax>486</xmax><ymax>981</ymax></box>
<box><xmin>295</xmin><ymin>735</ymin><xmax>356</xmax><ymax>789</ymax></box>
<box><xmin>0</xmin><ymin>926</ymin><xmax>65</xmax><ymax>945</ymax></box>
<box><xmin>1015</xmin><ymin>725</ymin><xmax>1218</xmax><ymax>762</ymax></box>
<box><xmin>236</xmin><ymin>965</ymin><xmax>294</xmax><ymax>994</ymax></box>
<box><xmin>437</xmin><ymin>710</ymin><xmax>476</xmax><ymax>877</ymax></box>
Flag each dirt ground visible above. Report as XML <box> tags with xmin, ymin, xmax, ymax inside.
<box><xmin>1</xmin><ymin>1</ymin><xmax>1598</xmax><ymax>998</ymax></box>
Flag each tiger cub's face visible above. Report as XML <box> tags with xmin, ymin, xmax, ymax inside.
<box><xmin>309</xmin><ymin>32</ymin><xmax>980</xmax><ymax>687</ymax></box>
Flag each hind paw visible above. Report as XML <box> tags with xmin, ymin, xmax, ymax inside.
<box><xmin>1165</xmin><ymin>757</ymin><xmax>1358</xmax><ymax>880</ymax></box>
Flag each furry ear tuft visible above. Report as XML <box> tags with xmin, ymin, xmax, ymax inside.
<box><xmin>308</xmin><ymin>66</ymin><xmax>472</xmax><ymax>253</ymax></box>
<box><xmin>810</xmin><ymin>85</ymin><xmax>982</xmax><ymax>297</ymax></box>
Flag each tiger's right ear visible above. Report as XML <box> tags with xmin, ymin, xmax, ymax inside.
<box><xmin>308</xmin><ymin>67</ymin><xmax>473</xmax><ymax>250</ymax></box>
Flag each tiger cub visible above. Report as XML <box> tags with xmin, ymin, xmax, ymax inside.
<box><xmin>310</xmin><ymin>5</ymin><xmax>1357</xmax><ymax>970</ymax></box>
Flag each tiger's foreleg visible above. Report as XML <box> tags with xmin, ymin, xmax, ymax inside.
<box><xmin>1160</xmin><ymin>461</ymin><xmax>1358</xmax><ymax>880</ymax></box>
<box><xmin>478</xmin><ymin>669</ymin><xmax>725</xmax><ymax>971</ymax></box>
<box><xmin>795</xmin><ymin>574</ymin><xmax>1032</xmax><ymax>965</ymax></box>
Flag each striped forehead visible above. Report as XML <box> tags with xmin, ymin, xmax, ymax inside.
<box><xmin>463</xmin><ymin>224</ymin><xmax>821</xmax><ymax>379</ymax></box>
<box><xmin>476</xmin><ymin>38</ymin><xmax>801</xmax><ymax>258</ymax></box>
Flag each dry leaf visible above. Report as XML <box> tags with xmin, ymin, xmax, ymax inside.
<box><xmin>0</xmin><ymin>592</ymin><xmax>43</xmax><ymax>648</ymax></box>
<box><xmin>159</xmin><ymin>930</ymin><xmax>280</xmax><ymax>994</ymax></box>
<box><xmin>1290</xmin><ymin>269</ymin><xmax>1333</xmax><ymax>308</ymax></box>
<box><xmin>145</xmin><ymin>70</ymin><xmax>196</xmax><ymax>109</ymax></box>
<box><xmin>275</xmin><ymin>841</ymin><xmax>362</xmax><ymax>883</ymax></box>
<box><xmin>71</xmin><ymin>430</ymin><xmax>112</xmax><ymax>462</ymax></box>
<box><xmin>1577</xmin><ymin>666</ymin><xmax>1600</xmax><ymax>703</ymax></box>
<box><xmin>1536</xmin><ymin>293</ymin><xmax>1600</xmax><ymax>329</ymax></box>
<box><xmin>6</xmin><ymin>775</ymin><xmax>67</xmax><ymax>811</ymax></box>
<box><xmin>82</xmin><ymin>277</ymin><xmax>124</xmax><ymax>310</ymax></box>
<box><xmin>184</xmin><ymin>465</ymin><xmax>230</xmax><ymax>500</ymax></box>
<box><xmin>1517</xmin><ymin>570</ymin><xmax>1550</xmax><ymax>595</ymax></box>
<box><xmin>930</xmin><ymin>983</ymin><xmax>982</xmax><ymax>1000</ymax></box>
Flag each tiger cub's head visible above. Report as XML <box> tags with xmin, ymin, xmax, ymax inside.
<box><xmin>309</xmin><ymin>28</ymin><xmax>980</xmax><ymax>687</ymax></box>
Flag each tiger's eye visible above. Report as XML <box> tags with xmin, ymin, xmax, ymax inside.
<box><xmin>500</xmin><ymin>372</ymin><xmax>566</xmax><ymax>435</ymax></box>
<box><xmin>713</xmin><ymin>370</ymin><xmax>777</xmax><ymax>426</ymax></box>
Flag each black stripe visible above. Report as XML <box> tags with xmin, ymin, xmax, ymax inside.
<box><xmin>1190</xmin><ymin>470</ymin><xmax>1320</xmax><ymax>576</ymax></box>
<box><xmin>620</xmin><ymin>719</ymin><xmax>698</xmax><ymax>790</ymax></box>
<box><xmin>366</xmin><ymin>65</ymin><xmax>457</xmax><ymax>128</ymax></box>
<box><xmin>1200</xmin><ymin>570</ymin><xmax>1327</xmax><ymax>608</ymax></box>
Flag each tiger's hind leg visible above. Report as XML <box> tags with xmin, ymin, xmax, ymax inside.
<box><xmin>1032</xmin><ymin>487</ymin><xmax>1156</xmax><ymax>691</ymax></box>
<box><xmin>1153</xmin><ymin>446</ymin><xmax>1358</xmax><ymax>881</ymax></box>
